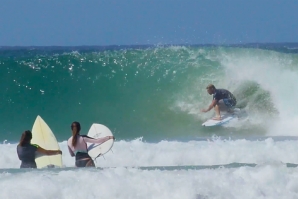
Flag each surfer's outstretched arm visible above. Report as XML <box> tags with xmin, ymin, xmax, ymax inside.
<box><xmin>83</xmin><ymin>136</ymin><xmax>114</xmax><ymax>145</ymax></box>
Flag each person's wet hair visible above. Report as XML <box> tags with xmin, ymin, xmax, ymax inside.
<box><xmin>19</xmin><ymin>130</ymin><xmax>32</xmax><ymax>146</ymax></box>
<box><xmin>71</xmin><ymin>121</ymin><xmax>81</xmax><ymax>147</ymax></box>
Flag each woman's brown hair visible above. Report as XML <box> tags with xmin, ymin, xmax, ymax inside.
<box><xmin>19</xmin><ymin>130</ymin><xmax>32</xmax><ymax>146</ymax></box>
<box><xmin>71</xmin><ymin>121</ymin><xmax>81</xmax><ymax>147</ymax></box>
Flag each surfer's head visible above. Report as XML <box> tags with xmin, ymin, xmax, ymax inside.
<box><xmin>19</xmin><ymin>130</ymin><xmax>32</xmax><ymax>146</ymax></box>
<box><xmin>71</xmin><ymin>121</ymin><xmax>81</xmax><ymax>132</ymax></box>
<box><xmin>71</xmin><ymin>121</ymin><xmax>81</xmax><ymax>147</ymax></box>
<box><xmin>206</xmin><ymin>84</ymin><xmax>216</xmax><ymax>95</ymax></box>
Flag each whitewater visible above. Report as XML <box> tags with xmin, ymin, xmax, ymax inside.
<box><xmin>1</xmin><ymin>44</ymin><xmax>298</xmax><ymax>198</ymax></box>
<box><xmin>2</xmin><ymin>137</ymin><xmax>298</xmax><ymax>198</ymax></box>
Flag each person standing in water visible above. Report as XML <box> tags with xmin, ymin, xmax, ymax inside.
<box><xmin>201</xmin><ymin>84</ymin><xmax>237</xmax><ymax>120</ymax></box>
<box><xmin>67</xmin><ymin>121</ymin><xmax>114</xmax><ymax>167</ymax></box>
<box><xmin>17</xmin><ymin>130</ymin><xmax>62</xmax><ymax>168</ymax></box>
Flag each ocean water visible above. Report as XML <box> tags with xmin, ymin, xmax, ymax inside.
<box><xmin>1</xmin><ymin>44</ymin><xmax>298</xmax><ymax>198</ymax></box>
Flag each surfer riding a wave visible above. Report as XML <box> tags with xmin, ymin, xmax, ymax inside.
<box><xmin>201</xmin><ymin>84</ymin><xmax>237</xmax><ymax>120</ymax></box>
<box><xmin>67</xmin><ymin>122</ymin><xmax>114</xmax><ymax>167</ymax></box>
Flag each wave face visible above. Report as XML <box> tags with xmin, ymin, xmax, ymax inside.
<box><xmin>1</xmin><ymin>44</ymin><xmax>298</xmax><ymax>142</ymax></box>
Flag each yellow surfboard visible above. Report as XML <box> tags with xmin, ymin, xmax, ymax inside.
<box><xmin>31</xmin><ymin>115</ymin><xmax>63</xmax><ymax>168</ymax></box>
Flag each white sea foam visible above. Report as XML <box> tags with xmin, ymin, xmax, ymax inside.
<box><xmin>2</xmin><ymin>138</ymin><xmax>298</xmax><ymax>198</ymax></box>
<box><xmin>1</xmin><ymin>164</ymin><xmax>298</xmax><ymax>199</ymax></box>
<box><xmin>221</xmin><ymin>49</ymin><xmax>298</xmax><ymax>136</ymax></box>
<box><xmin>2</xmin><ymin>138</ymin><xmax>298</xmax><ymax>169</ymax></box>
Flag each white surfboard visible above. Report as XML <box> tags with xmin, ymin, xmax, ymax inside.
<box><xmin>202</xmin><ymin>113</ymin><xmax>238</xmax><ymax>127</ymax></box>
<box><xmin>31</xmin><ymin>115</ymin><xmax>63</xmax><ymax>168</ymax></box>
<box><xmin>202</xmin><ymin>108</ymin><xmax>249</xmax><ymax>127</ymax></box>
<box><xmin>87</xmin><ymin>123</ymin><xmax>114</xmax><ymax>159</ymax></box>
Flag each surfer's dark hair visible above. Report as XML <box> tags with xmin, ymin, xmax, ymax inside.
<box><xmin>71</xmin><ymin>121</ymin><xmax>81</xmax><ymax>147</ymax></box>
<box><xmin>206</xmin><ymin>84</ymin><xmax>216</xmax><ymax>90</ymax></box>
<box><xmin>19</xmin><ymin>130</ymin><xmax>32</xmax><ymax>146</ymax></box>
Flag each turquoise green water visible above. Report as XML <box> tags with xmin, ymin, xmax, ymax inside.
<box><xmin>1</xmin><ymin>45</ymin><xmax>298</xmax><ymax>142</ymax></box>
